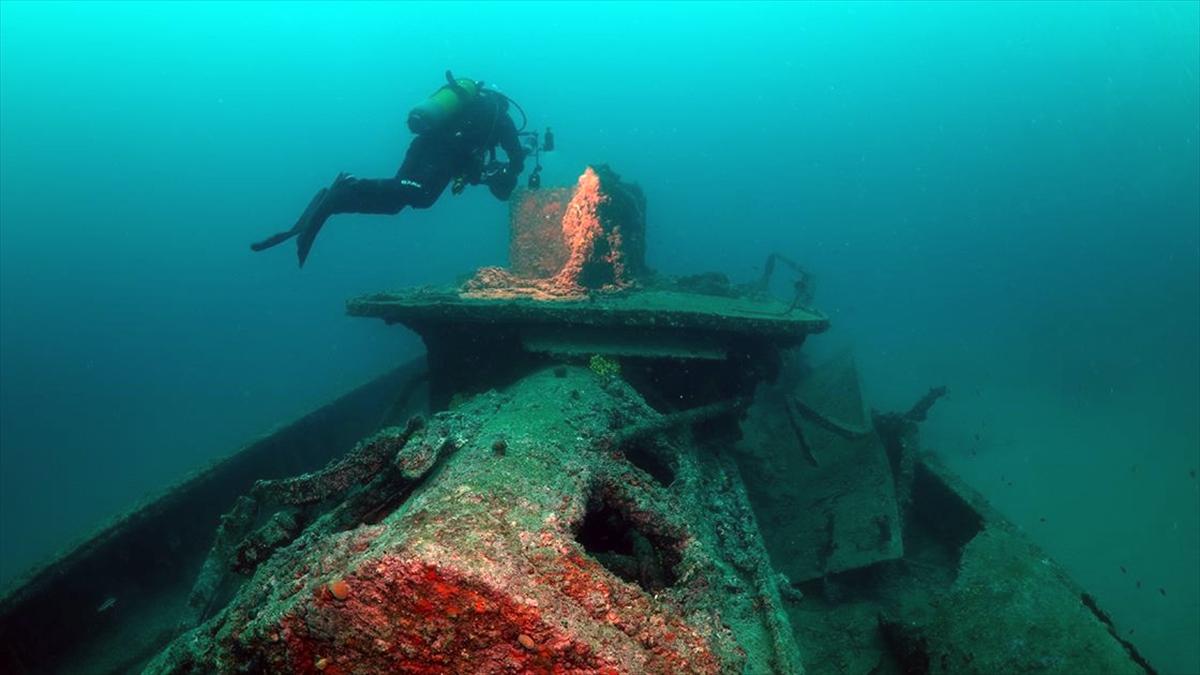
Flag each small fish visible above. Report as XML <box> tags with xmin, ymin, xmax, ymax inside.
<box><xmin>1136</xmin><ymin>580</ymin><xmax>1142</xmax><ymax>589</ymax></box>
<box><xmin>1158</xmin><ymin>587</ymin><xmax>1166</xmax><ymax>597</ymax></box>
<box><xmin>1039</xmin><ymin>517</ymin><xmax>1046</xmax><ymax>523</ymax></box>
<box><xmin>1190</xmin><ymin>468</ymin><xmax>1196</xmax><ymax>480</ymax></box>
<box><xmin>1120</xmin><ymin>565</ymin><xmax>1127</xmax><ymax>574</ymax></box>
<box><xmin>96</xmin><ymin>597</ymin><xmax>117</xmax><ymax>613</ymax></box>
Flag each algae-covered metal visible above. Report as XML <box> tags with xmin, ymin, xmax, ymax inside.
<box><xmin>148</xmin><ymin>367</ymin><xmax>802</xmax><ymax>674</ymax></box>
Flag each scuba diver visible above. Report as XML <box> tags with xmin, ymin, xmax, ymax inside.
<box><xmin>251</xmin><ymin>72</ymin><xmax>532</xmax><ymax>267</ymax></box>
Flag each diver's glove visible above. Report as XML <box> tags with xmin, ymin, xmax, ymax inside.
<box><xmin>481</xmin><ymin>161</ymin><xmax>518</xmax><ymax>200</ymax></box>
<box><xmin>479</xmin><ymin>161</ymin><xmax>507</xmax><ymax>184</ymax></box>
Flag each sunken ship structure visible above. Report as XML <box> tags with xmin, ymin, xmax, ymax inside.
<box><xmin>0</xmin><ymin>166</ymin><xmax>1156</xmax><ymax>674</ymax></box>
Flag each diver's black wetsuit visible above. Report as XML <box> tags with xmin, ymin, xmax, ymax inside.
<box><xmin>251</xmin><ymin>89</ymin><xmax>525</xmax><ymax>266</ymax></box>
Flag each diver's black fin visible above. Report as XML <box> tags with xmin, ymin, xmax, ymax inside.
<box><xmin>296</xmin><ymin>219</ymin><xmax>323</xmax><ymax>268</ymax></box>
<box><xmin>250</xmin><ymin>229</ymin><xmax>295</xmax><ymax>252</ymax></box>
<box><xmin>249</xmin><ymin>187</ymin><xmax>329</xmax><ymax>253</ymax></box>
<box><xmin>296</xmin><ymin>177</ymin><xmax>347</xmax><ymax>267</ymax></box>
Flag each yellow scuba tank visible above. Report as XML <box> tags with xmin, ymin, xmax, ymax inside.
<box><xmin>407</xmin><ymin>70</ymin><xmax>480</xmax><ymax>134</ymax></box>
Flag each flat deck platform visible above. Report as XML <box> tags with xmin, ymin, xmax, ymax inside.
<box><xmin>348</xmin><ymin>286</ymin><xmax>830</xmax><ymax>409</ymax></box>
<box><xmin>347</xmin><ymin>288</ymin><xmax>829</xmax><ymax>341</ymax></box>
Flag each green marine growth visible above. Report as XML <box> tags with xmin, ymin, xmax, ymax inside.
<box><xmin>588</xmin><ymin>354</ymin><xmax>622</xmax><ymax>379</ymax></box>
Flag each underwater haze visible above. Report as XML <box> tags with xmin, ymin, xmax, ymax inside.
<box><xmin>1</xmin><ymin>1</ymin><xmax>1197</xmax><ymax>672</ymax></box>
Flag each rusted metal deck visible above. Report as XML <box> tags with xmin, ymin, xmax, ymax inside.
<box><xmin>348</xmin><ymin>287</ymin><xmax>829</xmax><ymax>408</ymax></box>
<box><xmin>348</xmin><ymin>288</ymin><xmax>828</xmax><ymax>341</ymax></box>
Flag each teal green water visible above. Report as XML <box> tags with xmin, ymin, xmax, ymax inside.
<box><xmin>1</xmin><ymin>2</ymin><xmax>1196</xmax><ymax>671</ymax></box>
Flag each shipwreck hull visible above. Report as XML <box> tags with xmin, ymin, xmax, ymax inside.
<box><xmin>0</xmin><ymin>164</ymin><xmax>1159</xmax><ymax>674</ymax></box>
<box><xmin>0</xmin><ymin>344</ymin><xmax>1158</xmax><ymax>674</ymax></box>
<box><xmin>0</xmin><ymin>360</ymin><xmax>431</xmax><ymax>674</ymax></box>
<box><xmin>145</xmin><ymin>367</ymin><xmax>802</xmax><ymax>674</ymax></box>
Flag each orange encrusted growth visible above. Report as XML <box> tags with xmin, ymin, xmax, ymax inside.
<box><xmin>326</xmin><ymin>578</ymin><xmax>350</xmax><ymax>601</ymax></box>
<box><xmin>550</xmin><ymin>166</ymin><xmax>608</xmax><ymax>294</ymax></box>
<box><xmin>463</xmin><ymin>165</ymin><xmax>647</xmax><ymax>301</ymax></box>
